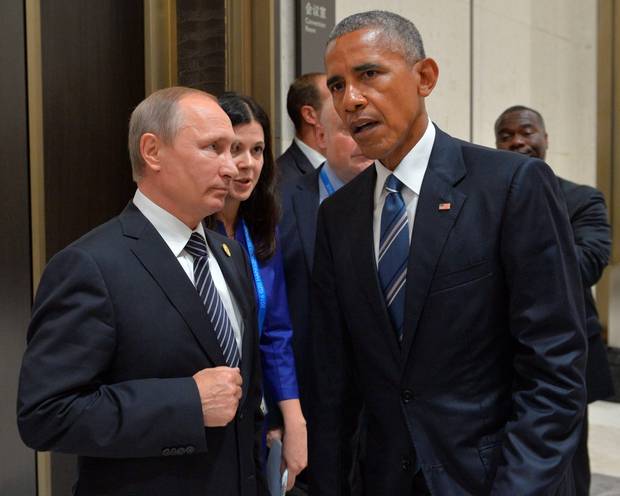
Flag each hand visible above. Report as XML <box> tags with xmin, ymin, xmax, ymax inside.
<box><xmin>266</xmin><ymin>427</ymin><xmax>283</xmax><ymax>448</ymax></box>
<box><xmin>192</xmin><ymin>367</ymin><xmax>242</xmax><ymax>427</ymax></box>
<box><xmin>279</xmin><ymin>400</ymin><xmax>308</xmax><ymax>490</ymax></box>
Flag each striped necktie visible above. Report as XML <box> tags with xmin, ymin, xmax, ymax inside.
<box><xmin>185</xmin><ymin>232</ymin><xmax>240</xmax><ymax>367</ymax></box>
<box><xmin>378</xmin><ymin>174</ymin><xmax>409</xmax><ymax>342</ymax></box>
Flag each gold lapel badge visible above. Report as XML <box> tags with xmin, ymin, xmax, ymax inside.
<box><xmin>222</xmin><ymin>243</ymin><xmax>232</xmax><ymax>257</ymax></box>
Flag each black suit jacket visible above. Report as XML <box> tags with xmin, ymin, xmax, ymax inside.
<box><xmin>558</xmin><ymin>177</ymin><xmax>614</xmax><ymax>402</ymax></box>
<box><xmin>277</xmin><ymin>141</ymin><xmax>316</xmax><ymax>184</ymax></box>
<box><xmin>310</xmin><ymin>128</ymin><xmax>587</xmax><ymax>495</ymax></box>
<box><xmin>17</xmin><ymin>203</ymin><xmax>266</xmax><ymax>496</ymax></box>
<box><xmin>279</xmin><ymin>167</ymin><xmax>321</xmax><ymax>416</ymax></box>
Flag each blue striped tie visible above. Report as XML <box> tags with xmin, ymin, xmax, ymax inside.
<box><xmin>378</xmin><ymin>174</ymin><xmax>409</xmax><ymax>342</ymax></box>
<box><xmin>185</xmin><ymin>232</ymin><xmax>240</xmax><ymax>367</ymax></box>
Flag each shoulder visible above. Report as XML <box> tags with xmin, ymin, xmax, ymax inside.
<box><xmin>276</xmin><ymin>142</ymin><xmax>297</xmax><ymax>166</ymax></box>
<box><xmin>558</xmin><ymin>177</ymin><xmax>603</xmax><ymax>201</ymax></box>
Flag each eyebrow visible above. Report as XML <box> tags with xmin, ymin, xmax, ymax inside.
<box><xmin>352</xmin><ymin>63</ymin><xmax>382</xmax><ymax>73</ymax></box>
<box><xmin>326</xmin><ymin>75</ymin><xmax>342</xmax><ymax>87</ymax></box>
<box><xmin>326</xmin><ymin>62</ymin><xmax>383</xmax><ymax>88</ymax></box>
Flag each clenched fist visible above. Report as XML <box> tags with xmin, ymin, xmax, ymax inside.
<box><xmin>193</xmin><ymin>367</ymin><xmax>243</xmax><ymax>427</ymax></box>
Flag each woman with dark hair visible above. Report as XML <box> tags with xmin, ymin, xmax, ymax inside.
<box><xmin>208</xmin><ymin>92</ymin><xmax>307</xmax><ymax>490</ymax></box>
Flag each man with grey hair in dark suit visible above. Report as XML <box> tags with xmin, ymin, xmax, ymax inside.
<box><xmin>18</xmin><ymin>87</ymin><xmax>268</xmax><ymax>496</ymax></box>
<box><xmin>310</xmin><ymin>10</ymin><xmax>587</xmax><ymax>495</ymax></box>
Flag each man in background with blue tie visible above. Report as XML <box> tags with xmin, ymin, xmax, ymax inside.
<box><xmin>17</xmin><ymin>87</ymin><xmax>267</xmax><ymax>496</ymax></box>
<box><xmin>309</xmin><ymin>10</ymin><xmax>587</xmax><ymax>495</ymax></box>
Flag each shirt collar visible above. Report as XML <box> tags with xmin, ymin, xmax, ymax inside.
<box><xmin>133</xmin><ymin>188</ymin><xmax>206</xmax><ymax>257</ymax></box>
<box><xmin>374</xmin><ymin>119</ymin><xmax>436</xmax><ymax>197</ymax></box>
<box><xmin>294</xmin><ymin>136</ymin><xmax>325</xmax><ymax>169</ymax></box>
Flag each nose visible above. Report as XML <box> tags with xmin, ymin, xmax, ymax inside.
<box><xmin>509</xmin><ymin>134</ymin><xmax>527</xmax><ymax>150</ymax></box>
<box><xmin>221</xmin><ymin>149</ymin><xmax>238</xmax><ymax>179</ymax></box>
<box><xmin>342</xmin><ymin>82</ymin><xmax>366</xmax><ymax>112</ymax></box>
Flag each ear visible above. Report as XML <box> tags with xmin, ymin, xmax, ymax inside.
<box><xmin>140</xmin><ymin>133</ymin><xmax>163</xmax><ymax>172</ymax></box>
<box><xmin>315</xmin><ymin>122</ymin><xmax>327</xmax><ymax>152</ymax></box>
<box><xmin>416</xmin><ymin>58</ymin><xmax>439</xmax><ymax>97</ymax></box>
<box><xmin>300</xmin><ymin>104</ymin><xmax>320</xmax><ymax>126</ymax></box>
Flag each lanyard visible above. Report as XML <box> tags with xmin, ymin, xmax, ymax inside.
<box><xmin>319</xmin><ymin>167</ymin><xmax>336</xmax><ymax>197</ymax></box>
<box><xmin>241</xmin><ymin>220</ymin><xmax>267</xmax><ymax>334</ymax></box>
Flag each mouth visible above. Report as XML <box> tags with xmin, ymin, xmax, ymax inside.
<box><xmin>350</xmin><ymin>119</ymin><xmax>379</xmax><ymax>137</ymax></box>
<box><xmin>233</xmin><ymin>178</ymin><xmax>252</xmax><ymax>186</ymax></box>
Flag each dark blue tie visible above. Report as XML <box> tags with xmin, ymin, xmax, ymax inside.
<box><xmin>378</xmin><ymin>174</ymin><xmax>409</xmax><ymax>342</ymax></box>
<box><xmin>185</xmin><ymin>232</ymin><xmax>240</xmax><ymax>367</ymax></box>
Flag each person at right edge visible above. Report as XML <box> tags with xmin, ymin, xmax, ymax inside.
<box><xmin>309</xmin><ymin>10</ymin><xmax>587</xmax><ymax>496</ymax></box>
<box><xmin>495</xmin><ymin>104</ymin><xmax>615</xmax><ymax>496</ymax></box>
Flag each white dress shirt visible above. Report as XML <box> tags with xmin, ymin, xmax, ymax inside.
<box><xmin>133</xmin><ymin>189</ymin><xmax>243</xmax><ymax>355</ymax></box>
<box><xmin>373</xmin><ymin>121</ymin><xmax>436</xmax><ymax>264</ymax></box>
<box><xmin>294</xmin><ymin>136</ymin><xmax>325</xmax><ymax>169</ymax></box>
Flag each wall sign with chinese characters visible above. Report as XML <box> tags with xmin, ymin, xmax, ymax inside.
<box><xmin>296</xmin><ymin>0</ymin><xmax>335</xmax><ymax>75</ymax></box>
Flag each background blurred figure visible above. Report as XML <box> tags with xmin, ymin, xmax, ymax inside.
<box><xmin>17</xmin><ymin>87</ymin><xmax>267</xmax><ymax>495</ymax></box>
<box><xmin>279</xmin><ymin>99</ymin><xmax>374</xmax><ymax>494</ymax></box>
<box><xmin>277</xmin><ymin>73</ymin><xmax>331</xmax><ymax>183</ymax></box>
<box><xmin>209</xmin><ymin>92</ymin><xmax>307</xmax><ymax>491</ymax></box>
<box><xmin>495</xmin><ymin>105</ymin><xmax>615</xmax><ymax>496</ymax></box>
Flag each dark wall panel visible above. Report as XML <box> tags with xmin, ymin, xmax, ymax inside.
<box><xmin>39</xmin><ymin>1</ymin><xmax>145</xmax><ymax>493</ymax></box>
<box><xmin>0</xmin><ymin>0</ymin><xmax>37</xmax><ymax>495</ymax></box>
<box><xmin>177</xmin><ymin>0</ymin><xmax>226</xmax><ymax>95</ymax></box>
<box><xmin>42</xmin><ymin>0</ymin><xmax>145</xmax><ymax>258</ymax></box>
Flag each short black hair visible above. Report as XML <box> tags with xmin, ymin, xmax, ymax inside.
<box><xmin>495</xmin><ymin>105</ymin><xmax>546</xmax><ymax>135</ymax></box>
<box><xmin>328</xmin><ymin>10</ymin><xmax>425</xmax><ymax>64</ymax></box>
<box><xmin>286</xmin><ymin>73</ymin><xmax>325</xmax><ymax>132</ymax></box>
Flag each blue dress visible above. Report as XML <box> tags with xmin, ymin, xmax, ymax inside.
<box><xmin>216</xmin><ymin>221</ymin><xmax>299</xmax><ymax>406</ymax></box>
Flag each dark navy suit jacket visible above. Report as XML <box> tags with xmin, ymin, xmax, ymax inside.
<box><xmin>558</xmin><ymin>177</ymin><xmax>614</xmax><ymax>402</ymax></box>
<box><xmin>279</xmin><ymin>168</ymin><xmax>321</xmax><ymax>416</ymax></box>
<box><xmin>17</xmin><ymin>203</ymin><xmax>267</xmax><ymax>496</ymax></box>
<box><xmin>277</xmin><ymin>141</ymin><xmax>316</xmax><ymax>184</ymax></box>
<box><xmin>309</xmin><ymin>128</ymin><xmax>587</xmax><ymax>495</ymax></box>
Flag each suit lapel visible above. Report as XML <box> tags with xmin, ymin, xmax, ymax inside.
<box><xmin>120</xmin><ymin>204</ymin><xmax>227</xmax><ymax>366</ymax></box>
<box><xmin>293</xmin><ymin>170</ymin><xmax>321</xmax><ymax>272</ymax></box>
<box><xmin>204</xmin><ymin>228</ymin><xmax>254</xmax><ymax>403</ymax></box>
<box><xmin>399</xmin><ymin>129</ymin><xmax>467</xmax><ymax>365</ymax></box>
<box><xmin>291</xmin><ymin>141</ymin><xmax>315</xmax><ymax>175</ymax></box>
<box><xmin>348</xmin><ymin>168</ymin><xmax>402</xmax><ymax>364</ymax></box>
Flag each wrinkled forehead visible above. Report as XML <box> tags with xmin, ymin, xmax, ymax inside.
<box><xmin>325</xmin><ymin>28</ymin><xmax>404</xmax><ymax>68</ymax></box>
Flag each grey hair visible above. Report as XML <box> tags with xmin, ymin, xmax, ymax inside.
<box><xmin>128</xmin><ymin>86</ymin><xmax>212</xmax><ymax>181</ymax></box>
<box><xmin>328</xmin><ymin>10</ymin><xmax>425</xmax><ymax>64</ymax></box>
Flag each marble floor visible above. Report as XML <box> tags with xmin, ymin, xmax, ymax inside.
<box><xmin>590</xmin><ymin>401</ymin><xmax>620</xmax><ymax>495</ymax></box>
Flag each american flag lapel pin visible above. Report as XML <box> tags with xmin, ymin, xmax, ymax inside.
<box><xmin>438</xmin><ymin>202</ymin><xmax>451</xmax><ymax>211</ymax></box>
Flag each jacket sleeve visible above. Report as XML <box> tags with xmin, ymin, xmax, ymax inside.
<box><xmin>17</xmin><ymin>246</ymin><xmax>207</xmax><ymax>458</ymax></box>
<box><xmin>491</xmin><ymin>159</ymin><xmax>588</xmax><ymax>494</ymax></box>
<box><xmin>569</xmin><ymin>187</ymin><xmax>611</xmax><ymax>287</ymax></box>
<box><xmin>259</xmin><ymin>234</ymin><xmax>300</xmax><ymax>405</ymax></box>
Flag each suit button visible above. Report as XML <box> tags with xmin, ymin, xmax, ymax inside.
<box><xmin>177</xmin><ymin>447</ymin><xmax>186</xmax><ymax>456</ymax></box>
<box><xmin>401</xmin><ymin>389</ymin><xmax>414</xmax><ymax>403</ymax></box>
<box><xmin>162</xmin><ymin>448</ymin><xmax>171</xmax><ymax>456</ymax></box>
<box><xmin>186</xmin><ymin>445</ymin><xmax>195</xmax><ymax>455</ymax></box>
<box><xmin>401</xmin><ymin>456</ymin><xmax>412</xmax><ymax>471</ymax></box>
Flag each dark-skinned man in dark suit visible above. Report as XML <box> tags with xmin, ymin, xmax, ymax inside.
<box><xmin>17</xmin><ymin>87</ymin><xmax>267</xmax><ymax>496</ymax></box>
<box><xmin>495</xmin><ymin>105</ymin><xmax>614</xmax><ymax>496</ymax></box>
<box><xmin>309</xmin><ymin>10</ymin><xmax>587</xmax><ymax>496</ymax></box>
